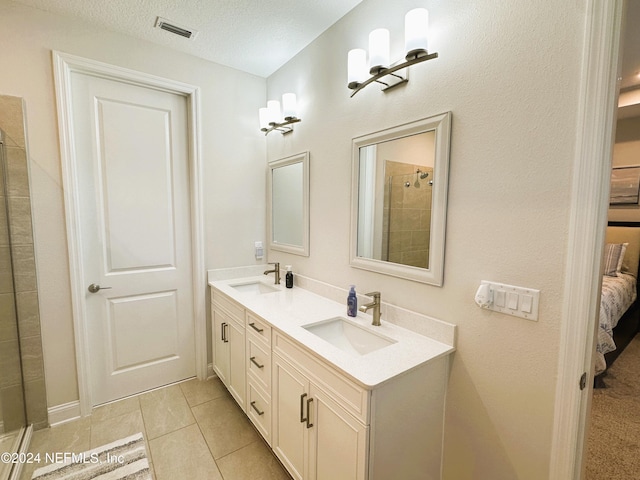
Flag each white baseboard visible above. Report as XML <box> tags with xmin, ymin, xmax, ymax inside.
<box><xmin>49</xmin><ymin>368</ymin><xmax>216</xmax><ymax>427</ymax></box>
<box><xmin>48</xmin><ymin>401</ymin><xmax>81</xmax><ymax>426</ymax></box>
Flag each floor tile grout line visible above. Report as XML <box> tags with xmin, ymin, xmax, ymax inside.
<box><xmin>189</xmin><ymin>398</ymin><xmax>229</xmax><ymax>478</ymax></box>
<box><xmin>188</xmin><ymin>386</ymin><xmax>293</xmax><ymax>479</ymax></box>
<box><xmin>29</xmin><ymin>379</ymin><xmax>294</xmax><ymax>480</ymax></box>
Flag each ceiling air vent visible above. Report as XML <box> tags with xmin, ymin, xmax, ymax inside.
<box><xmin>155</xmin><ymin>17</ymin><xmax>197</xmax><ymax>40</ymax></box>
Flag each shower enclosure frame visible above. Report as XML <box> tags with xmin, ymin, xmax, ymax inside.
<box><xmin>0</xmin><ymin>127</ymin><xmax>33</xmax><ymax>480</ymax></box>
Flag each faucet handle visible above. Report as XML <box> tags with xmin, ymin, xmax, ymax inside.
<box><xmin>364</xmin><ymin>291</ymin><xmax>380</xmax><ymax>298</ymax></box>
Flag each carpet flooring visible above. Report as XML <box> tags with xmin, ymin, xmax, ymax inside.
<box><xmin>586</xmin><ymin>334</ymin><xmax>640</xmax><ymax>479</ymax></box>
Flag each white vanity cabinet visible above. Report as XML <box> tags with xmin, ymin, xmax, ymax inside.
<box><xmin>211</xmin><ymin>291</ymin><xmax>246</xmax><ymax>411</ymax></box>
<box><xmin>272</xmin><ymin>331</ymin><xmax>448</xmax><ymax>480</ymax></box>
<box><xmin>209</xmin><ymin>281</ymin><xmax>452</xmax><ymax>480</ymax></box>
<box><xmin>273</xmin><ymin>333</ymin><xmax>370</xmax><ymax>480</ymax></box>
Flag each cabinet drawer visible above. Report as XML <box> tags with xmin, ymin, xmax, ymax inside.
<box><xmin>246</xmin><ymin>313</ymin><xmax>272</xmax><ymax>345</ymax></box>
<box><xmin>273</xmin><ymin>332</ymin><xmax>369</xmax><ymax>424</ymax></box>
<box><xmin>248</xmin><ymin>337</ymin><xmax>271</xmax><ymax>391</ymax></box>
<box><xmin>247</xmin><ymin>381</ymin><xmax>271</xmax><ymax>445</ymax></box>
<box><xmin>212</xmin><ymin>289</ymin><xmax>244</xmax><ymax>322</ymax></box>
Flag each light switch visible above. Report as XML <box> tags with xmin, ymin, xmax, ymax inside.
<box><xmin>255</xmin><ymin>241</ymin><xmax>264</xmax><ymax>259</ymax></box>
<box><xmin>476</xmin><ymin>280</ymin><xmax>540</xmax><ymax>321</ymax></box>
<box><xmin>521</xmin><ymin>294</ymin><xmax>533</xmax><ymax>313</ymax></box>
<box><xmin>507</xmin><ymin>292</ymin><xmax>519</xmax><ymax>310</ymax></box>
<box><xmin>495</xmin><ymin>290</ymin><xmax>506</xmax><ymax>308</ymax></box>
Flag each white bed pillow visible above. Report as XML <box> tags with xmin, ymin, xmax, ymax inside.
<box><xmin>603</xmin><ymin>242</ymin><xmax>628</xmax><ymax>276</ymax></box>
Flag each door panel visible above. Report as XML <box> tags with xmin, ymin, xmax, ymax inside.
<box><xmin>213</xmin><ymin>309</ymin><xmax>230</xmax><ymax>384</ymax></box>
<box><xmin>309</xmin><ymin>386</ymin><xmax>368</xmax><ymax>480</ymax></box>
<box><xmin>97</xmin><ymin>98</ymin><xmax>177</xmax><ymax>272</ymax></box>
<box><xmin>273</xmin><ymin>353</ymin><xmax>308</xmax><ymax>480</ymax></box>
<box><xmin>227</xmin><ymin>319</ymin><xmax>246</xmax><ymax>409</ymax></box>
<box><xmin>71</xmin><ymin>72</ymin><xmax>195</xmax><ymax>405</ymax></box>
<box><xmin>107</xmin><ymin>290</ymin><xmax>179</xmax><ymax>371</ymax></box>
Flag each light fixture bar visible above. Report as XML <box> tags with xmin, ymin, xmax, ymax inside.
<box><xmin>261</xmin><ymin>117</ymin><xmax>302</xmax><ymax>136</ymax></box>
<box><xmin>259</xmin><ymin>92</ymin><xmax>302</xmax><ymax>135</ymax></box>
<box><xmin>348</xmin><ymin>51</ymin><xmax>438</xmax><ymax>97</ymax></box>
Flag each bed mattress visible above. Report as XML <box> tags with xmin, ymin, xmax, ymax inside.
<box><xmin>596</xmin><ymin>272</ymin><xmax>637</xmax><ymax>375</ymax></box>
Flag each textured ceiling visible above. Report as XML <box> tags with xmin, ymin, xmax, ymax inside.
<box><xmin>10</xmin><ymin>1</ymin><xmax>640</xmax><ymax>87</ymax></box>
<box><xmin>12</xmin><ymin>0</ymin><xmax>364</xmax><ymax>77</ymax></box>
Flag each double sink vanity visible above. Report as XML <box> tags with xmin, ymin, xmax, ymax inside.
<box><xmin>209</xmin><ymin>271</ymin><xmax>455</xmax><ymax>480</ymax></box>
<box><xmin>211</xmin><ymin>110</ymin><xmax>456</xmax><ymax>479</ymax></box>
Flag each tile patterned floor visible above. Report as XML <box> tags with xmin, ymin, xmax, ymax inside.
<box><xmin>19</xmin><ymin>378</ymin><xmax>292</xmax><ymax>480</ymax></box>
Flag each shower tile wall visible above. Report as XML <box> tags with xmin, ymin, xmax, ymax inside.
<box><xmin>0</xmin><ymin>94</ymin><xmax>47</xmax><ymax>430</ymax></box>
<box><xmin>384</xmin><ymin>160</ymin><xmax>433</xmax><ymax>269</ymax></box>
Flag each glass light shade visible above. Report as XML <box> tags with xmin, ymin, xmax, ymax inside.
<box><xmin>348</xmin><ymin>49</ymin><xmax>368</xmax><ymax>87</ymax></box>
<box><xmin>405</xmin><ymin>8</ymin><xmax>429</xmax><ymax>58</ymax></box>
<box><xmin>259</xmin><ymin>107</ymin><xmax>270</xmax><ymax>130</ymax></box>
<box><xmin>267</xmin><ymin>100</ymin><xmax>281</xmax><ymax>124</ymax></box>
<box><xmin>368</xmin><ymin>28</ymin><xmax>389</xmax><ymax>74</ymax></box>
<box><xmin>282</xmin><ymin>93</ymin><xmax>297</xmax><ymax>120</ymax></box>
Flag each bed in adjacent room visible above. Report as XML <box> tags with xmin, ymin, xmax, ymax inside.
<box><xmin>595</xmin><ymin>224</ymin><xmax>640</xmax><ymax>378</ymax></box>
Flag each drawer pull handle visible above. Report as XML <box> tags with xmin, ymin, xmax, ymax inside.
<box><xmin>221</xmin><ymin>322</ymin><xmax>229</xmax><ymax>343</ymax></box>
<box><xmin>306</xmin><ymin>397</ymin><xmax>314</xmax><ymax>429</ymax></box>
<box><xmin>300</xmin><ymin>393</ymin><xmax>307</xmax><ymax>423</ymax></box>
<box><xmin>250</xmin><ymin>401</ymin><xmax>264</xmax><ymax>416</ymax></box>
<box><xmin>250</xmin><ymin>356</ymin><xmax>264</xmax><ymax>369</ymax></box>
<box><xmin>249</xmin><ymin>322</ymin><xmax>264</xmax><ymax>333</ymax></box>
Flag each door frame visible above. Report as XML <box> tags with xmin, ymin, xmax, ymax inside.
<box><xmin>549</xmin><ymin>1</ymin><xmax>624</xmax><ymax>478</ymax></box>
<box><xmin>52</xmin><ymin>51</ymin><xmax>206</xmax><ymax>416</ymax></box>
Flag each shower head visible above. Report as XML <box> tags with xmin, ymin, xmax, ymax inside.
<box><xmin>414</xmin><ymin>169</ymin><xmax>428</xmax><ymax>187</ymax></box>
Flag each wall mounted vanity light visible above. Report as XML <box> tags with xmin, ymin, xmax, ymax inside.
<box><xmin>259</xmin><ymin>93</ymin><xmax>301</xmax><ymax>135</ymax></box>
<box><xmin>347</xmin><ymin>8</ymin><xmax>438</xmax><ymax>97</ymax></box>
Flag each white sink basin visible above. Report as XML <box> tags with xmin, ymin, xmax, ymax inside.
<box><xmin>230</xmin><ymin>281</ymin><xmax>279</xmax><ymax>294</ymax></box>
<box><xmin>303</xmin><ymin>317</ymin><xmax>396</xmax><ymax>355</ymax></box>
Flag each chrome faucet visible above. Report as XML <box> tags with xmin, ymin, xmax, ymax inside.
<box><xmin>359</xmin><ymin>291</ymin><xmax>381</xmax><ymax>326</ymax></box>
<box><xmin>264</xmin><ymin>262</ymin><xmax>280</xmax><ymax>285</ymax></box>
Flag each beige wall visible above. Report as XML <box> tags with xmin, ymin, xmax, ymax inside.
<box><xmin>0</xmin><ymin>2</ymin><xmax>267</xmax><ymax>408</ymax></box>
<box><xmin>265</xmin><ymin>0</ymin><xmax>584</xmax><ymax>478</ymax></box>
<box><xmin>608</xmin><ymin>116</ymin><xmax>640</xmax><ymax>222</ymax></box>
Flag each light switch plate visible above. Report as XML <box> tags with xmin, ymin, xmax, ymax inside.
<box><xmin>478</xmin><ymin>281</ymin><xmax>540</xmax><ymax>321</ymax></box>
<box><xmin>254</xmin><ymin>241</ymin><xmax>264</xmax><ymax>259</ymax></box>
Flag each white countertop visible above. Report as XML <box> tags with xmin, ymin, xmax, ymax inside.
<box><xmin>209</xmin><ymin>275</ymin><xmax>455</xmax><ymax>389</ymax></box>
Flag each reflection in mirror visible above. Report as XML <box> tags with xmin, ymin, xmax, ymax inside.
<box><xmin>267</xmin><ymin>151</ymin><xmax>310</xmax><ymax>256</ymax></box>
<box><xmin>358</xmin><ymin>131</ymin><xmax>435</xmax><ymax>268</ymax></box>
<box><xmin>351</xmin><ymin>112</ymin><xmax>451</xmax><ymax>285</ymax></box>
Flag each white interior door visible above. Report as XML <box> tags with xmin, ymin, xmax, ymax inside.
<box><xmin>70</xmin><ymin>72</ymin><xmax>196</xmax><ymax>405</ymax></box>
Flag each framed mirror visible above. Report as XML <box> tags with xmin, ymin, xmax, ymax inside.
<box><xmin>267</xmin><ymin>151</ymin><xmax>310</xmax><ymax>256</ymax></box>
<box><xmin>350</xmin><ymin>112</ymin><xmax>451</xmax><ymax>285</ymax></box>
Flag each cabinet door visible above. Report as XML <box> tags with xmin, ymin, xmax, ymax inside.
<box><xmin>273</xmin><ymin>353</ymin><xmax>309</xmax><ymax>480</ymax></box>
<box><xmin>227</xmin><ymin>317</ymin><xmax>246</xmax><ymax>410</ymax></box>
<box><xmin>308</xmin><ymin>385</ymin><xmax>368</xmax><ymax>480</ymax></box>
<box><xmin>212</xmin><ymin>308</ymin><xmax>229</xmax><ymax>384</ymax></box>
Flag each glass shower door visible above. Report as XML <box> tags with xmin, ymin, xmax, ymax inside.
<box><xmin>0</xmin><ymin>129</ymin><xmax>28</xmax><ymax>480</ymax></box>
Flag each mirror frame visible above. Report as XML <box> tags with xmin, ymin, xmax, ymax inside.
<box><xmin>267</xmin><ymin>151</ymin><xmax>310</xmax><ymax>256</ymax></box>
<box><xmin>350</xmin><ymin>112</ymin><xmax>452</xmax><ymax>285</ymax></box>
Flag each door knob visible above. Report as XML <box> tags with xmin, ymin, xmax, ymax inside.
<box><xmin>88</xmin><ymin>283</ymin><xmax>112</xmax><ymax>293</ymax></box>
